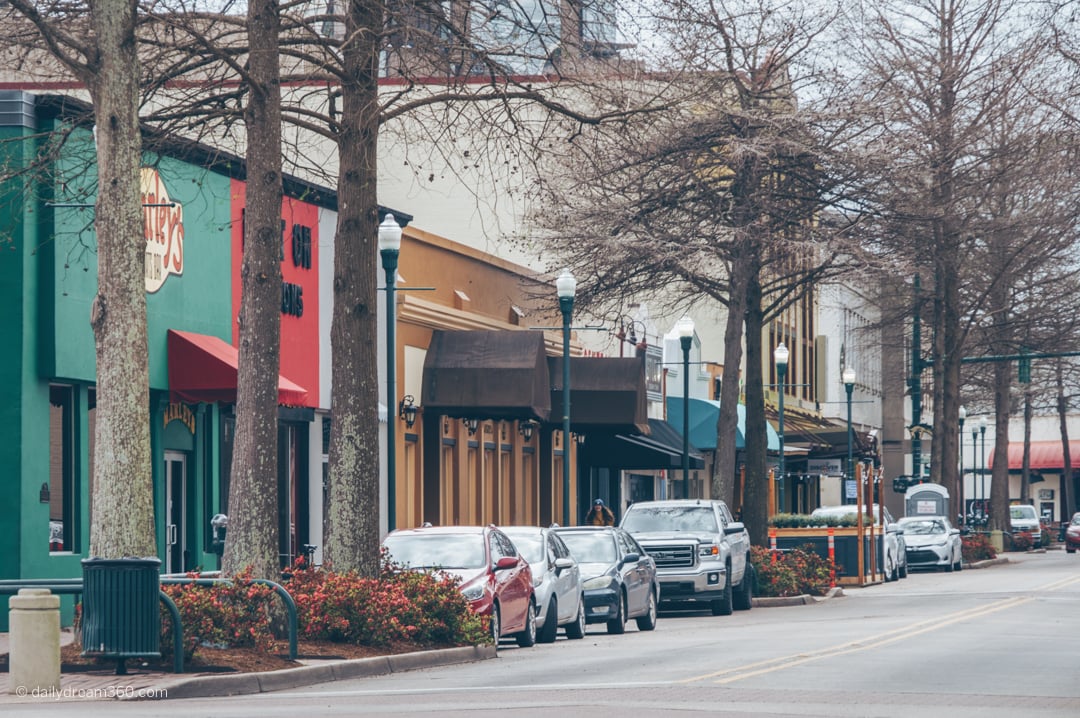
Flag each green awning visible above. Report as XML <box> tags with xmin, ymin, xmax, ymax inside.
<box><xmin>666</xmin><ymin>398</ymin><xmax>779</xmax><ymax>452</ymax></box>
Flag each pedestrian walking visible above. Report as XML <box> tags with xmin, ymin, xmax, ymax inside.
<box><xmin>586</xmin><ymin>499</ymin><xmax>615</xmax><ymax>526</ymax></box>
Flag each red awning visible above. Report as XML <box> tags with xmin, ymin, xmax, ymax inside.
<box><xmin>990</xmin><ymin>440</ymin><xmax>1080</xmax><ymax>471</ymax></box>
<box><xmin>167</xmin><ymin>329</ymin><xmax>308</xmax><ymax>406</ymax></box>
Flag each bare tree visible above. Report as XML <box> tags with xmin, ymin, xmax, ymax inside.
<box><xmin>4</xmin><ymin>0</ymin><xmax>156</xmax><ymax>557</ymax></box>
<box><xmin>221</xmin><ymin>0</ymin><xmax>284</xmax><ymax>579</ymax></box>
<box><xmin>838</xmin><ymin>0</ymin><xmax>1079</xmax><ymax>531</ymax></box>
<box><xmin>528</xmin><ymin>0</ymin><xmax>866</xmax><ymax>544</ymax></box>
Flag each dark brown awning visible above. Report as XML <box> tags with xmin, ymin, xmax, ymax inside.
<box><xmin>422</xmin><ymin>330</ymin><xmax>551</xmax><ymax>421</ymax></box>
<box><xmin>579</xmin><ymin>418</ymin><xmax>705</xmax><ymax>470</ymax></box>
<box><xmin>548</xmin><ymin>355</ymin><xmax>649</xmax><ymax>434</ymax></box>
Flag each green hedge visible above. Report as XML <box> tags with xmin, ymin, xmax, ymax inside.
<box><xmin>769</xmin><ymin>512</ymin><xmax>871</xmax><ymax>528</ymax></box>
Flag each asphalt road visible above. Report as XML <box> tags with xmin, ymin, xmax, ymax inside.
<box><xmin>8</xmin><ymin>550</ymin><xmax>1080</xmax><ymax>717</ymax></box>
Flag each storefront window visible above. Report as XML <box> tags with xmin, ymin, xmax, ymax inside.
<box><xmin>48</xmin><ymin>384</ymin><xmax>76</xmax><ymax>552</ymax></box>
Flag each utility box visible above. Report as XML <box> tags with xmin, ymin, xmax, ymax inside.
<box><xmin>905</xmin><ymin>483</ymin><xmax>950</xmax><ymax>519</ymax></box>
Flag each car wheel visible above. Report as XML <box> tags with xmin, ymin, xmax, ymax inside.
<box><xmin>945</xmin><ymin>555</ymin><xmax>954</xmax><ymax>572</ymax></box>
<box><xmin>1067</xmin><ymin>547</ymin><xmax>1076</xmax><ymax>554</ymax></box>
<box><xmin>490</xmin><ymin>603</ymin><xmax>501</xmax><ymax>647</ymax></box>
<box><xmin>565</xmin><ymin>596</ymin><xmax>586</xmax><ymax>640</ymax></box>
<box><xmin>606</xmin><ymin>592</ymin><xmax>627</xmax><ymax>634</ymax></box>
<box><xmin>954</xmin><ymin>550</ymin><xmax>963</xmax><ymax>572</ymax></box>
<box><xmin>537</xmin><ymin>597</ymin><xmax>558</xmax><ymax>644</ymax></box>
<box><xmin>516</xmin><ymin>598</ymin><xmax>537</xmax><ymax>647</ymax></box>
<box><xmin>733</xmin><ymin>563</ymin><xmax>754</xmax><ymax>611</ymax></box>
<box><xmin>711</xmin><ymin>567</ymin><xmax>733</xmax><ymax>616</ymax></box>
<box><xmin>635</xmin><ymin>587</ymin><xmax>658</xmax><ymax>631</ymax></box>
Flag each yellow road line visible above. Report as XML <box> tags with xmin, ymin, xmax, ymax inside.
<box><xmin>679</xmin><ymin>595</ymin><xmax>1034</xmax><ymax>685</ymax></box>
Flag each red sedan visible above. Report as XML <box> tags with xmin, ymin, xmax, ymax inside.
<box><xmin>1066</xmin><ymin>513</ymin><xmax>1080</xmax><ymax>554</ymax></box>
<box><xmin>382</xmin><ymin>525</ymin><xmax>537</xmax><ymax>647</ymax></box>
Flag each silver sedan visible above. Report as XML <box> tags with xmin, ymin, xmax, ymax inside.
<box><xmin>897</xmin><ymin>516</ymin><xmax>963</xmax><ymax>572</ymax></box>
<box><xmin>501</xmin><ymin>526</ymin><xmax>587</xmax><ymax>642</ymax></box>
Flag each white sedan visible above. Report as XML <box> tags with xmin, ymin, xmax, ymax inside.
<box><xmin>897</xmin><ymin>516</ymin><xmax>963</xmax><ymax>572</ymax></box>
<box><xmin>501</xmin><ymin>526</ymin><xmax>586</xmax><ymax>642</ymax></box>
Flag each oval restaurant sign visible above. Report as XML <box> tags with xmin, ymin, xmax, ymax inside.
<box><xmin>142</xmin><ymin>167</ymin><xmax>184</xmax><ymax>293</ymax></box>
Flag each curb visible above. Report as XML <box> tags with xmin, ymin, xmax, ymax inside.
<box><xmin>752</xmin><ymin>586</ymin><xmax>844</xmax><ymax>607</ymax></box>
<box><xmin>121</xmin><ymin>645</ymin><xmax>496</xmax><ymax>701</ymax></box>
<box><xmin>965</xmin><ymin>556</ymin><xmax>1010</xmax><ymax>569</ymax></box>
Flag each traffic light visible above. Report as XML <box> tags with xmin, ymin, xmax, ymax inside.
<box><xmin>1018</xmin><ymin>355</ymin><xmax>1031</xmax><ymax>384</ymax></box>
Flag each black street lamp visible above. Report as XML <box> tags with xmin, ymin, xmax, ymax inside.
<box><xmin>556</xmin><ymin>269</ymin><xmax>576</xmax><ymax>527</ymax></box>
<box><xmin>676</xmin><ymin>316</ymin><xmax>695</xmax><ymax>499</ymax></box>
<box><xmin>774</xmin><ymin>343</ymin><xmax>789</xmax><ymax>512</ymax></box>
<box><xmin>958</xmin><ymin>405</ymin><xmax>966</xmax><ymax>524</ymax></box>
<box><xmin>979</xmin><ymin>415</ymin><xmax>988</xmax><ymax>520</ymax></box>
<box><xmin>971</xmin><ymin>421</ymin><xmax>979</xmax><ymax>521</ymax></box>
<box><xmin>843</xmin><ymin>367</ymin><xmax>856</xmax><ymax>506</ymax></box>
<box><xmin>378</xmin><ymin>213</ymin><xmax>402</xmax><ymax>532</ymax></box>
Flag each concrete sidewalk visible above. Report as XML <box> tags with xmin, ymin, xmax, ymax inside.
<box><xmin>0</xmin><ymin>641</ymin><xmax>495</xmax><ymax>703</ymax></box>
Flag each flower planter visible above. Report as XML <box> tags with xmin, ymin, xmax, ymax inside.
<box><xmin>770</xmin><ymin>527</ymin><xmax>886</xmax><ymax>585</ymax></box>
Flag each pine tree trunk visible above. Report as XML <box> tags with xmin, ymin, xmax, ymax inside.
<box><xmin>87</xmin><ymin>0</ymin><xmax>155</xmax><ymax>558</ymax></box>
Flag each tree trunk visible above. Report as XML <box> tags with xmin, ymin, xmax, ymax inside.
<box><xmin>222</xmin><ymin>0</ymin><xmax>283</xmax><ymax>580</ymax></box>
<box><xmin>1021</xmin><ymin>391</ymin><xmax>1032</xmax><ymax>504</ymax></box>
<box><xmin>1057</xmin><ymin>363</ymin><xmax>1073</xmax><ymax>521</ymax></box>
<box><xmin>86</xmin><ymin>0</ymin><xmax>155</xmax><ymax>558</ymax></box>
<box><xmin>742</xmin><ymin>263</ymin><xmax>768</xmax><ymax>546</ymax></box>
<box><xmin>714</xmin><ymin>258</ymin><xmax>748</xmax><ymax>506</ymax></box>
<box><xmin>990</xmin><ymin>359</ymin><xmax>1011</xmax><ymax>533</ymax></box>
<box><xmin>324</xmin><ymin>0</ymin><xmax>382</xmax><ymax>576</ymax></box>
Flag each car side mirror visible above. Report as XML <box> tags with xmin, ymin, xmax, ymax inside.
<box><xmin>554</xmin><ymin>557</ymin><xmax>574</xmax><ymax>571</ymax></box>
<box><xmin>887</xmin><ymin>523</ymin><xmax>900</xmax><ymax>533</ymax></box>
<box><xmin>724</xmin><ymin>522</ymin><xmax>746</xmax><ymax>535</ymax></box>
<box><xmin>494</xmin><ymin>556</ymin><xmax>519</xmax><ymax>571</ymax></box>
<box><xmin>620</xmin><ymin>552</ymin><xmax>640</xmax><ymax>566</ymax></box>
<box><xmin>949</xmin><ymin>528</ymin><xmax>960</xmax><ymax>536</ymax></box>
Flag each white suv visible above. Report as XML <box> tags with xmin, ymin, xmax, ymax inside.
<box><xmin>1009</xmin><ymin>504</ymin><xmax>1042</xmax><ymax>542</ymax></box>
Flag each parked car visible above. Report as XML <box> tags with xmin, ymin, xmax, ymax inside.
<box><xmin>1009</xmin><ymin>504</ymin><xmax>1042</xmax><ymax>543</ymax></box>
<box><xmin>810</xmin><ymin>504</ymin><xmax>906</xmax><ymax>582</ymax></box>
<box><xmin>1065</xmin><ymin>512</ymin><xmax>1080</xmax><ymax>554</ymax></box>
<box><xmin>897</xmin><ymin>516</ymin><xmax>963</xmax><ymax>572</ymax></box>
<box><xmin>500</xmin><ymin>525</ymin><xmax>586</xmax><ymax>642</ymax></box>
<box><xmin>381</xmin><ymin>525</ymin><xmax>537</xmax><ymax>647</ymax></box>
<box><xmin>552</xmin><ymin>526</ymin><xmax>659</xmax><ymax>634</ymax></box>
<box><xmin>619</xmin><ymin>499</ymin><xmax>753</xmax><ymax>615</ymax></box>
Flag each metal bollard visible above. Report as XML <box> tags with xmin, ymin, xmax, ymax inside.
<box><xmin>8</xmin><ymin>588</ymin><xmax>61</xmax><ymax>694</ymax></box>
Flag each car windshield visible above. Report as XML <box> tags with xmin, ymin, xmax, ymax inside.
<box><xmin>1010</xmin><ymin>506</ymin><xmax>1037</xmax><ymax>520</ymax></box>
<box><xmin>382</xmin><ymin>533</ymin><xmax>486</xmax><ymax>570</ymax></box>
<box><xmin>622</xmin><ymin>506</ymin><xmax>719</xmax><ymax>533</ymax></box>
<box><xmin>900</xmin><ymin>520</ymin><xmax>944</xmax><ymax>535</ymax></box>
<box><xmin>558</xmin><ymin>531</ymin><xmax>617</xmax><ymax>563</ymax></box>
<box><xmin>503</xmin><ymin>532</ymin><xmax>544</xmax><ymax>565</ymax></box>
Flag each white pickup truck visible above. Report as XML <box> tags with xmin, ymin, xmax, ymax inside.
<box><xmin>619</xmin><ymin>499</ymin><xmax>753</xmax><ymax>616</ymax></box>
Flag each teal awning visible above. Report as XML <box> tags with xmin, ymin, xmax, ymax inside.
<box><xmin>667</xmin><ymin>398</ymin><xmax>779</xmax><ymax>452</ymax></box>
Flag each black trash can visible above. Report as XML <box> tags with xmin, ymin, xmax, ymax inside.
<box><xmin>81</xmin><ymin>557</ymin><xmax>161</xmax><ymax>674</ymax></box>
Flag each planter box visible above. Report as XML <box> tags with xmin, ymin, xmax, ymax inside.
<box><xmin>771</xmin><ymin>528</ymin><xmax>886</xmax><ymax>585</ymax></box>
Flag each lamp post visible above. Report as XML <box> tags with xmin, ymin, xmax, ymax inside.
<box><xmin>774</xmin><ymin>343</ymin><xmax>789</xmax><ymax>512</ymax></box>
<box><xmin>378</xmin><ymin>213</ymin><xmax>403</xmax><ymax>532</ymax></box>
<box><xmin>979</xmin><ymin>415</ymin><xmax>988</xmax><ymax>521</ymax></box>
<box><xmin>556</xmin><ymin>269</ymin><xmax>576</xmax><ymax>527</ymax></box>
<box><xmin>676</xmin><ymin>316</ymin><xmax>695</xmax><ymax>499</ymax></box>
<box><xmin>958</xmin><ymin>405</ymin><xmax>966</xmax><ymax>525</ymax></box>
<box><xmin>843</xmin><ymin>367</ymin><xmax>856</xmax><ymax>506</ymax></box>
<box><xmin>971</xmin><ymin>421</ymin><xmax>979</xmax><ymax>522</ymax></box>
